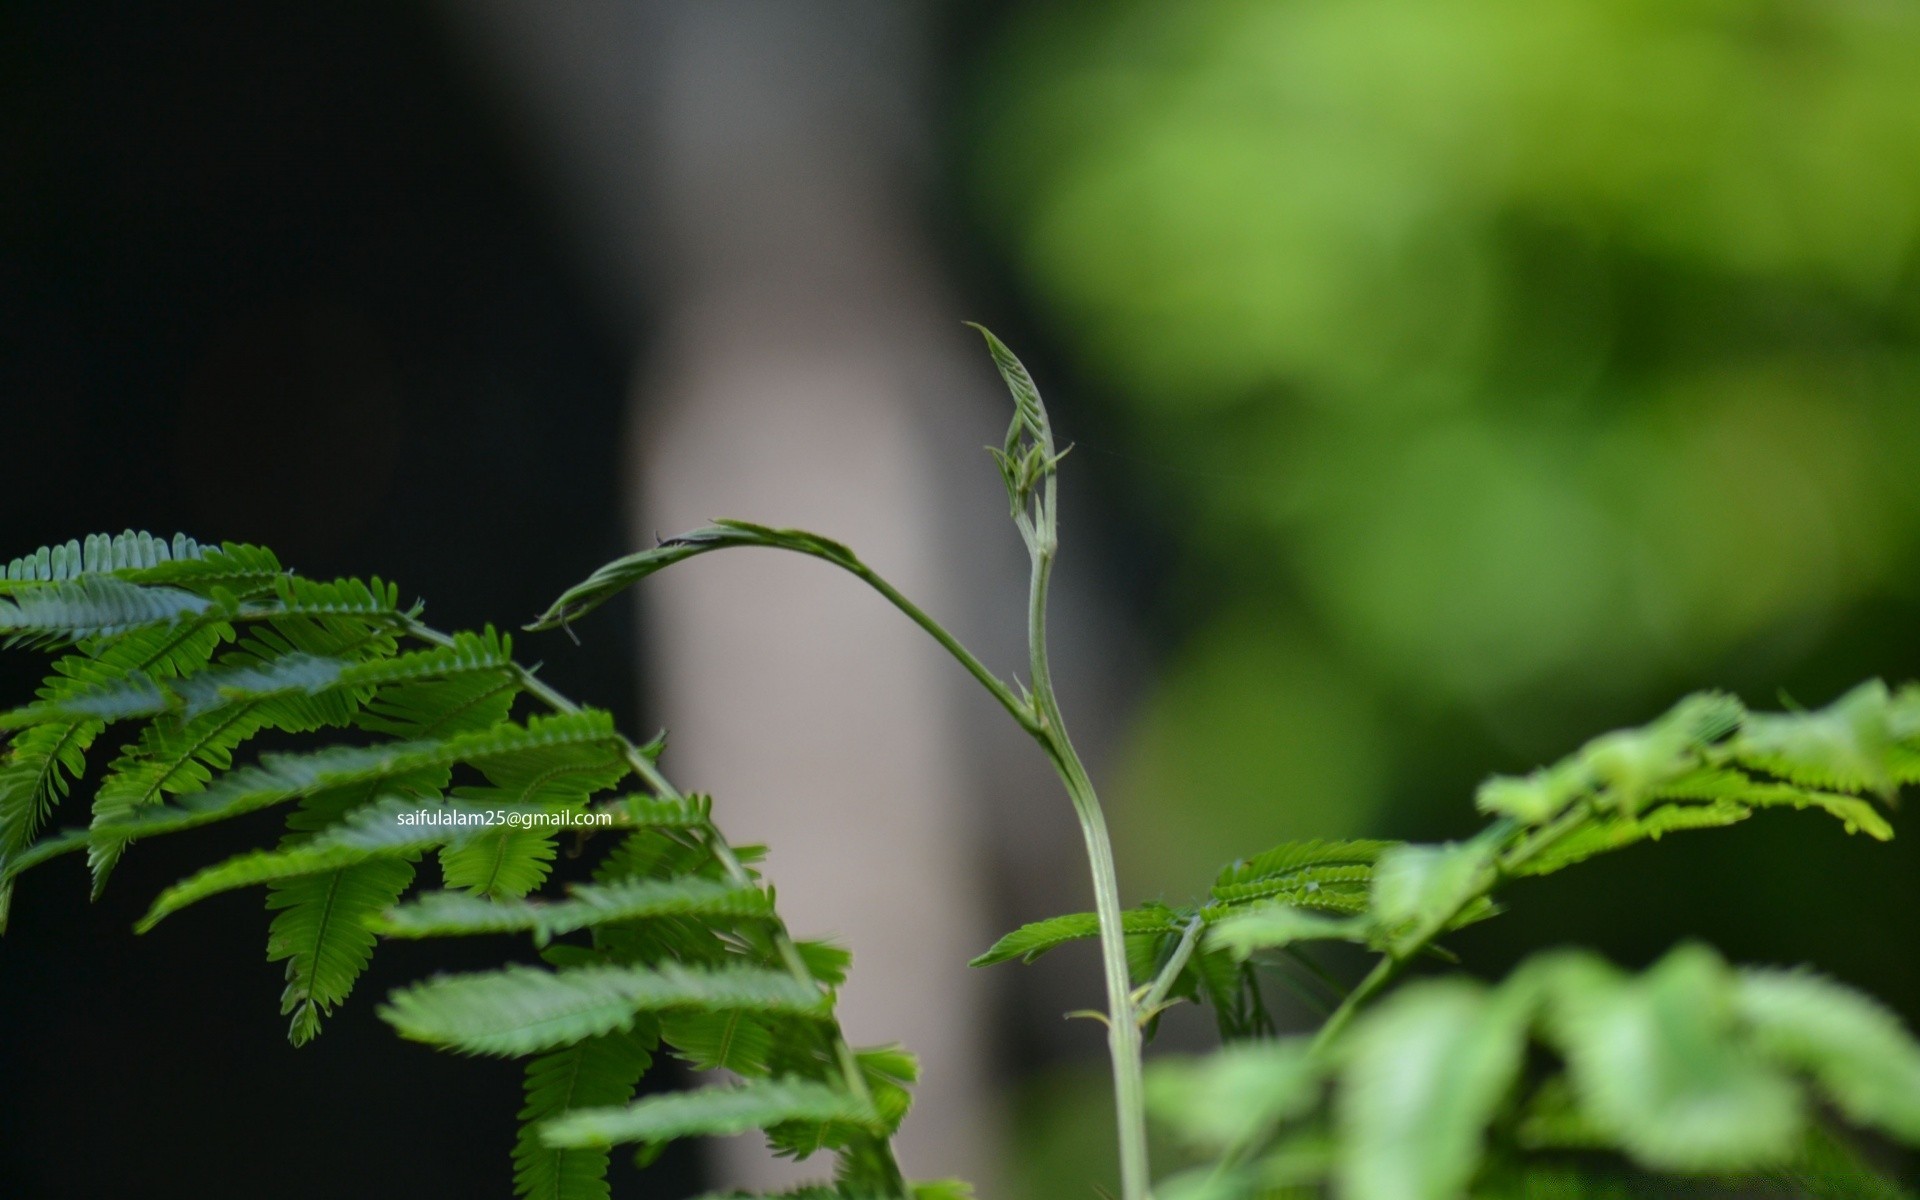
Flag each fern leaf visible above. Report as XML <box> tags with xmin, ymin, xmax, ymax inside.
<box><xmin>1369</xmin><ymin>841</ymin><xmax>1498</xmax><ymax>949</ymax></box>
<box><xmin>354</xmin><ymin>632</ymin><xmax>522</xmax><ymax>739</ymax></box>
<box><xmin>538</xmin><ymin>1079</ymin><xmax>878</xmax><ymax>1150</ymax></box>
<box><xmin>660</xmin><ymin>1009</ymin><xmax>780</xmax><ymax>1074</ymax></box>
<box><xmin>1534</xmin><ymin>944</ymin><xmax>1803</xmax><ymax>1172</ymax></box>
<box><xmin>271</xmin><ymin>857</ymin><xmax>417</xmax><ymax>1045</ymax></box>
<box><xmin>1335</xmin><ymin>980</ymin><xmax>1532</xmax><ymax>1200</ymax></box>
<box><xmin>515</xmin><ymin>1026</ymin><xmax>657</xmax><ymax>1200</ymax></box>
<box><xmin>0</xmin><ymin>576</ymin><xmax>214</xmax><ymax>649</ymax></box>
<box><xmin>75</xmin><ymin>712</ymin><xmax>623</xmax><ymax>854</ymax></box>
<box><xmin>1507</xmin><ymin>801</ymin><xmax>1753</xmax><ymax>877</ymax></box>
<box><xmin>0</xmin><ymin>618</ymin><xmax>233</xmax><ymax>926</ymax></box>
<box><xmin>1735</xmin><ymin>681</ymin><xmax>1899</xmax><ymax>796</ymax></box>
<box><xmin>2</xmin><ymin>531</ymin><xmax>210</xmax><ymax>587</ymax></box>
<box><xmin>84</xmin><ymin>618</ymin><xmax>400</xmax><ymax>890</ymax></box>
<box><xmin>380</xmin><ymin>963</ymin><xmax>827</xmax><ymax>1057</ymax></box>
<box><xmin>609</xmin><ymin>792</ymin><xmax>712</xmax><ymax>829</ymax></box>
<box><xmin>1204</xmin><ymin>905</ymin><xmax>1372</xmax><ymax>960</ymax></box>
<box><xmin>1212</xmin><ymin>839</ymin><xmax>1396</xmax><ymax>897</ymax></box>
<box><xmin>1210</xmin><ymin>864</ymin><xmax>1376</xmax><ymax>906</ymax></box>
<box><xmin>374</xmin><ymin>878</ymin><xmax>770</xmax><ymax>943</ymax></box>
<box><xmin>1734</xmin><ymin>968</ymin><xmax>1920</xmax><ymax>1142</ymax></box>
<box><xmin>136</xmin><ymin>794</ymin><xmax>472</xmax><ymax>930</ymax></box>
<box><xmin>1147</xmin><ymin>1039</ymin><xmax>1322</xmax><ymax>1153</ymax></box>
<box><xmin>971</xmin><ymin>904</ymin><xmax>1183</xmax><ymax>966</ymax></box>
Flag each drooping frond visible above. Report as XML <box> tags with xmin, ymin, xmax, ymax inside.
<box><xmin>271</xmin><ymin>856</ymin><xmax>418</xmax><ymax>1045</ymax></box>
<box><xmin>0</xmin><ymin>576</ymin><xmax>215</xmax><ymax>649</ymax></box>
<box><xmin>136</xmin><ymin>796</ymin><xmax>487</xmax><ymax>929</ymax></box>
<box><xmin>528</xmin><ymin>522</ymin><xmax>863</xmax><ymax>633</ymax></box>
<box><xmin>538</xmin><ymin>1079</ymin><xmax>879</xmax><ymax>1150</ymax></box>
<box><xmin>379</xmin><ymin>963</ymin><xmax>828</xmax><ymax>1057</ymax></box>
<box><xmin>514</xmin><ymin>1025</ymin><xmax>658</xmax><ymax>1200</ymax></box>
<box><xmin>1152</xmin><ymin>943</ymin><xmax>1920</xmax><ymax>1199</ymax></box>
<box><xmin>374</xmin><ymin>878</ymin><xmax>771</xmax><ymax>945</ymax></box>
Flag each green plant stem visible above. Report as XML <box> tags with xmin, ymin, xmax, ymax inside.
<box><xmin>407</xmin><ymin>619</ymin><xmax>910</xmax><ymax>1198</ymax></box>
<box><xmin>843</xmin><ymin>559</ymin><xmax>1040</xmax><ymax>736</ymax></box>
<box><xmin>1137</xmin><ymin>916</ymin><xmax>1205</xmax><ymax>1022</ymax></box>
<box><xmin>1021</xmin><ymin>481</ymin><xmax>1152</xmax><ymax>1200</ymax></box>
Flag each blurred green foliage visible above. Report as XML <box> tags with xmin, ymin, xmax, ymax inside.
<box><xmin>967</xmin><ymin>0</ymin><xmax>1920</xmax><ymax>904</ymax></box>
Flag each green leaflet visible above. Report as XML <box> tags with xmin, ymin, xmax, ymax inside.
<box><xmin>1204</xmin><ymin>905</ymin><xmax>1372</xmax><ymax>960</ymax></box>
<box><xmin>1533</xmin><ymin>945</ymin><xmax>1804</xmax><ymax>1172</ymax></box>
<box><xmin>1506</xmin><ymin>800</ymin><xmax>1752</xmax><ymax>877</ymax></box>
<box><xmin>439</xmin><ymin>739</ymin><xmax>628</xmax><ymax>899</ymax></box>
<box><xmin>2</xmin><ymin>530</ymin><xmax>210</xmax><ymax>586</ymax></box>
<box><xmin>1369</xmin><ymin>840</ymin><xmax>1498</xmax><ymax>950</ymax></box>
<box><xmin>1334</xmin><ymin>980</ymin><xmax>1533</xmax><ymax>1200</ymax></box>
<box><xmin>515</xmin><ymin>1025</ymin><xmax>657</xmax><ymax>1200</ymax></box>
<box><xmin>1147</xmin><ymin>1039</ymin><xmax>1323</xmax><ymax>1152</ymax></box>
<box><xmin>538</xmin><ymin>1078</ymin><xmax>879</xmax><ymax>1150</ymax></box>
<box><xmin>0</xmin><ymin>618</ymin><xmax>233</xmax><ymax>927</ymax></box>
<box><xmin>1734</xmin><ymin>969</ymin><xmax>1920</xmax><ymax>1142</ymax></box>
<box><xmin>64</xmin><ymin>711</ymin><xmax>623</xmax><ymax>851</ymax></box>
<box><xmin>379</xmin><ymin>963</ymin><xmax>829</xmax><ymax>1057</ymax></box>
<box><xmin>273</xmin><ymin>857</ymin><xmax>417</xmax><ymax>1045</ymax></box>
<box><xmin>971</xmin><ymin>904</ymin><xmax>1183</xmax><ymax>966</ymax></box>
<box><xmin>374</xmin><ymin>877</ymin><xmax>770</xmax><ymax>944</ymax></box>
<box><xmin>0</xmin><ymin>530</ymin><xmax>919</xmax><ymax>1193</ymax></box>
<box><xmin>137</xmin><ymin>794</ymin><xmax>479</xmax><ymax>929</ymax></box>
<box><xmin>529</xmin><ymin>521</ymin><xmax>865</xmax><ymax>633</ymax></box>
<box><xmin>660</xmin><ymin>1009</ymin><xmax>781</xmax><ymax>1075</ymax></box>
<box><xmin>1210</xmin><ymin>838</ymin><xmax>1396</xmax><ymax>898</ymax></box>
<box><xmin>684</xmin><ymin>1178</ymin><xmax>976</xmax><ymax>1200</ymax></box>
<box><xmin>0</xmin><ymin>576</ymin><xmax>214</xmax><ymax>649</ymax></box>
<box><xmin>1734</xmin><ymin>680</ymin><xmax>1904</xmax><ymax>796</ymax></box>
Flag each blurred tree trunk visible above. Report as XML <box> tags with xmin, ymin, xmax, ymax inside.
<box><xmin>440</xmin><ymin>2</ymin><xmax>1023</xmax><ymax>1189</ymax></box>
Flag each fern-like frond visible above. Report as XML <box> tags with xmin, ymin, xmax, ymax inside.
<box><xmin>1734</xmin><ymin>680</ymin><xmax>1900</xmax><ymax>796</ymax></box>
<box><xmin>64</xmin><ymin>712</ymin><xmax>622</xmax><ymax>856</ymax></box>
<box><xmin>374</xmin><ymin>877</ymin><xmax>771</xmax><ymax>945</ymax></box>
<box><xmin>1507</xmin><ymin>800</ymin><xmax>1753</xmax><ymax>878</ymax></box>
<box><xmin>271</xmin><ymin>857</ymin><xmax>417</xmax><ymax>1045</ymax></box>
<box><xmin>971</xmin><ymin>904</ymin><xmax>1183</xmax><ymax>966</ymax></box>
<box><xmin>84</xmin><ymin>617</ymin><xmax>401</xmax><ymax>889</ymax></box>
<box><xmin>1734</xmin><ymin>968</ymin><xmax>1920</xmax><ymax>1142</ymax></box>
<box><xmin>1211</xmin><ymin>839</ymin><xmax>1396</xmax><ymax>897</ymax></box>
<box><xmin>2</xmin><ymin>530</ymin><xmax>208</xmax><ymax>587</ymax></box>
<box><xmin>0</xmin><ymin>576</ymin><xmax>214</xmax><ymax>649</ymax></box>
<box><xmin>1204</xmin><ymin>905</ymin><xmax>1372</xmax><ymax>960</ymax></box>
<box><xmin>0</xmin><ymin>618</ymin><xmax>233</xmax><ymax>927</ymax></box>
<box><xmin>135</xmin><ymin>795</ymin><xmax>479</xmax><ymax>930</ymax></box>
<box><xmin>380</xmin><ymin>963</ymin><xmax>828</xmax><ymax>1057</ymax></box>
<box><xmin>515</xmin><ymin>1025</ymin><xmax>658</xmax><ymax>1200</ymax></box>
<box><xmin>1335</xmin><ymin>980</ymin><xmax>1532</xmax><ymax>1200</ymax></box>
<box><xmin>538</xmin><ymin>1078</ymin><xmax>878</xmax><ymax>1151</ymax></box>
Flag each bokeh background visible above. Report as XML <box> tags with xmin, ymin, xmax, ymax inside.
<box><xmin>4</xmin><ymin>2</ymin><xmax>1920</xmax><ymax>1197</ymax></box>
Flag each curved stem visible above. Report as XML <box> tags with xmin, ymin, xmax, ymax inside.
<box><xmin>842</xmin><ymin>558</ymin><xmax>1039</xmax><ymax>736</ymax></box>
<box><xmin>1022</xmin><ymin>477</ymin><xmax>1152</xmax><ymax>1200</ymax></box>
<box><xmin>1137</xmin><ymin>916</ymin><xmax>1205</xmax><ymax>1022</ymax></box>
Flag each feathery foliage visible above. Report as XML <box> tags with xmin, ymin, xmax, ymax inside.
<box><xmin>0</xmin><ymin>527</ymin><xmax>927</xmax><ymax>1198</ymax></box>
<box><xmin>8</xmin><ymin>334</ymin><xmax>1920</xmax><ymax>1200</ymax></box>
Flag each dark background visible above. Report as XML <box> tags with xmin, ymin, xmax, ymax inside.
<box><xmin>0</xmin><ymin>4</ymin><xmax>675</xmax><ymax>1195</ymax></box>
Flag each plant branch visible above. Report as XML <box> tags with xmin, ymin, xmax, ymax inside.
<box><xmin>1136</xmin><ymin>915</ymin><xmax>1205</xmax><ymax>1023</ymax></box>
